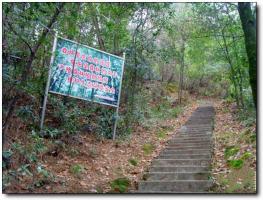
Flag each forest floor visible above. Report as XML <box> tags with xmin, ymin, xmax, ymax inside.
<box><xmin>2</xmin><ymin>87</ymin><xmax>256</xmax><ymax>193</ymax></box>
<box><xmin>2</xmin><ymin>83</ymin><xmax>198</xmax><ymax>193</ymax></box>
<box><xmin>211</xmin><ymin>100</ymin><xmax>256</xmax><ymax>193</ymax></box>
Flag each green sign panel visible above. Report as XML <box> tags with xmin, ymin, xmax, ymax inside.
<box><xmin>49</xmin><ymin>37</ymin><xmax>125</xmax><ymax>107</ymax></box>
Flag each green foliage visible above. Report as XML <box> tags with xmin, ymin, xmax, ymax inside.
<box><xmin>37</xmin><ymin>165</ymin><xmax>51</xmax><ymax>178</ymax></box>
<box><xmin>3</xmin><ymin>149</ymin><xmax>13</xmax><ymax>159</ymax></box>
<box><xmin>42</xmin><ymin>127</ymin><xmax>63</xmax><ymax>139</ymax></box>
<box><xmin>62</xmin><ymin>106</ymin><xmax>84</xmax><ymax>135</ymax></box>
<box><xmin>96</xmin><ymin>109</ymin><xmax>114</xmax><ymax>139</ymax></box>
<box><xmin>110</xmin><ymin>177</ymin><xmax>130</xmax><ymax>193</ymax></box>
<box><xmin>237</xmin><ymin>106</ymin><xmax>256</xmax><ymax>127</ymax></box>
<box><xmin>224</xmin><ymin>146</ymin><xmax>240</xmax><ymax>159</ymax></box>
<box><xmin>31</xmin><ymin>130</ymin><xmax>47</xmax><ymax>153</ymax></box>
<box><xmin>3</xmin><ymin>150</ymin><xmax>13</xmax><ymax>169</ymax></box>
<box><xmin>34</xmin><ymin>164</ymin><xmax>54</xmax><ymax>188</ymax></box>
<box><xmin>142</xmin><ymin>143</ymin><xmax>154</xmax><ymax>155</ymax></box>
<box><xmin>16</xmin><ymin>105</ymin><xmax>38</xmax><ymax>126</ymax></box>
<box><xmin>165</xmin><ymin>83</ymin><xmax>178</xmax><ymax>93</ymax></box>
<box><xmin>214</xmin><ymin>165</ymin><xmax>255</xmax><ymax>193</ymax></box>
<box><xmin>68</xmin><ymin>148</ymin><xmax>80</xmax><ymax>157</ymax></box>
<box><xmin>239</xmin><ymin>129</ymin><xmax>256</xmax><ymax>144</ymax></box>
<box><xmin>156</xmin><ymin>129</ymin><xmax>167</xmax><ymax>139</ymax></box>
<box><xmin>149</xmin><ymin>98</ymin><xmax>179</xmax><ymax>119</ymax></box>
<box><xmin>227</xmin><ymin>159</ymin><xmax>244</xmax><ymax>169</ymax></box>
<box><xmin>88</xmin><ymin>145</ymin><xmax>98</xmax><ymax>158</ymax></box>
<box><xmin>48</xmin><ymin>97</ymin><xmax>91</xmax><ymax>135</ymax></box>
<box><xmin>169</xmin><ymin>106</ymin><xmax>182</xmax><ymax>118</ymax></box>
<box><xmin>17</xmin><ymin>164</ymin><xmax>33</xmax><ymax>176</ymax></box>
<box><xmin>249</xmin><ymin>134</ymin><xmax>256</xmax><ymax>143</ymax></box>
<box><xmin>241</xmin><ymin>152</ymin><xmax>252</xmax><ymax>160</ymax></box>
<box><xmin>70</xmin><ymin>164</ymin><xmax>85</xmax><ymax>176</ymax></box>
<box><xmin>116</xmin><ymin>114</ymin><xmax>133</xmax><ymax>139</ymax></box>
<box><xmin>128</xmin><ymin>158</ymin><xmax>138</xmax><ymax>166</ymax></box>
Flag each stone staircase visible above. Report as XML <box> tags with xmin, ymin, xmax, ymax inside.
<box><xmin>138</xmin><ymin>106</ymin><xmax>215</xmax><ymax>193</ymax></box>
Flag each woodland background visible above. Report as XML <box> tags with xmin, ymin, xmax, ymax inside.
<box><xmin>2</xmin><ymin>2</ymin><xmax>256</xmax><ymax>193</ymax></box>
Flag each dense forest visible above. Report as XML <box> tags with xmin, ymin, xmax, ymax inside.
<box><xmin>2</xmin><ymin>2</ymin><xmax>256</xmax><ymax>193</ymax></box>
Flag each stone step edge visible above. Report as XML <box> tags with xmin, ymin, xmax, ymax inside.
<box><xmin>150</xmin><ymin>165</ymin><xmax>211</xmax><ymax>168</ymax></box>
<box><xmin>145</xmin><ymin>171</ymin><xmax>212</xmax><ymax>175</ymax></box>
<box><xmin>153</xmin><ymin>158</ymin><xmax>211</xmax><ymax>161</ymax></box>
<box><xmin>162</xmin><ymin>149</ymin><xmax>212</xmax><ymax>152</ymax></box>
<box><xmin>167</xmin><ymin>145</ymin><xmax>213</xmax><ymax>150</ymax></box>
<box><xmin>159</xmin><ymin>154</ymin><xmax>212</xmax><ymax>159</ymax></box>
<box><xmin>139</xmin><ymin>180</ymin><xmax>213</xmax><ymax>183</ymax></box>
<box><xmin>136</xmin><ymin>191</ymin><xmax>211</xmax><ymax>193</ymax></box>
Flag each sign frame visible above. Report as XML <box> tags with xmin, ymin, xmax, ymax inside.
<box><xmin>40</xmin><ymin>33</ymin><xmax>126</xmax><ymax>140</ymax></box>
<box><xmin>48</xmin><ymin>36</ymin><xmax>125</xmax><ymax>107</ymax></box>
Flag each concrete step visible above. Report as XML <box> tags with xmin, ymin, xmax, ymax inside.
<box><xmin>169</xmin><ymin>138</ymin><xmax>212</xmax><ymax>142</ymax></box>
<box><xmin>152</xmin><ymin>159</ymin><xmax>210</xmax><ymax>167</ymax></box>
<box><xmin>170</xmin><ymin>136</ymin><xmax>212</xmax><ymax>140</ymax></box>
<box><xmin>161</xmin><ymin>149</ymin><xmax>211</xmax><ymax>155</ymax></box>
<box><xmin>167</xmin><ymin>142</ymin><xmax>212</xmax><ymax>146</ymax></box>
<box><xmin>188</xmin><ymin>117</ymin><xmax>214</xmax><ymax>119</ymax></box>
<box><xmin>137</xmin><ymin>105</ymin><xmax>215</xmax><ymax>193</ymax></box>
<box><xmin>169</xmin><ymin>138</ymin><xmax>212</xmax><ymax>143</ymax></box>
<box><xmin>171</xmin><ymin>136</ymin><xmax>212</xmax><ymax>140</ymax></box>
<box><xmin>172</xmin><ymin>135</ymin><xmax>212</xmax><ymax>139</ymax></box>
<box><xmin>158</xmin><ymin>154</ymin><xmax>211</xmax><ymax>159</ymax></box>
<box><xmin>136</xmin><ymin>190</ymin><xmax>210</xmax><ymax>193</ymax></box>
<box><xmin>185</xmin><ymin>122</ymin><xmax>213</xmax><ymax>125</ymax></box>
<box><xmin>150</xmin><ymin>166</ymin><xmax>210</xmax><ymax>173</ymax></box>
<box><xmin>145</xmin><ymin>172</ymin><xmax>211</xmax><ymax>181</ymax></box>
<box><xmin>177</xmin><ymin>134</ymin><xmax>212</xmax><ymax>138</ymax></box>
<box><xmin>166</xmin><ymin>144</ymin><xmax>213</xmax><ymax>149</ymax></box>
<box><xmin>138</xmin><ymin>180</ymin><xmax>213</xmax><ymax>192</ymax></box>
<box><xmin>180</xmin><ymin>129</ymin><xmax>213</xmax><ymax>133</ymax></box>
<box><xmin>165</xmin><ymin>147</ymin><xmax>212</xmax><ymax>151</ymax></box>
<box><xmin>172</xmin><ymin>136</ymin><xmax>212</xmax><ymax>140</ymax></box>
<box><xmin>180</xmin><ymin>126</ymin><xmax>212</xmax><ymax>129</ymax></box>
<box><xmin>168</xmin><ymin>141</ymin><xmax>212</xmax><ymax>146</ymax></box>
<box><xmin>183</xmin><ymin>124</ymin><xmax>212</xmax><ymax>127</ymax></box>
<box><xmin>165</xmin><ymin>145</ymin><xmax>212</xmax><ymax>150</ymax></box>
<box><xmin>179</xmin><ymin>130</ymin><xmax>212</xmax><ymax>134</ymax></box>
<box><xmin>188</xmin><ymin>116</ymin><xmax>214</xmax><ymax>119</ymax></box>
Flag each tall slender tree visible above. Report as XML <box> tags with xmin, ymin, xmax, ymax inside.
<box><xmin>238</xmin><ymin>2</ymin><xmax>257</xmax><ymax>108</ymax></box>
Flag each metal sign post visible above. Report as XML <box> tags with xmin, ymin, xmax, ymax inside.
<box><xmin>112</xmin><ymin>52</ymin><xmax>126</xmax><ymax>140</ymax></box>
<box><xmin>40</xmin><ymin>32</ymin><xmax>58</xmax><ymax>131</ymax></box>
<box><xmin>40</xmin><ymin>35</ymin><xmax>125</xmax><ymax>138</ymax></box>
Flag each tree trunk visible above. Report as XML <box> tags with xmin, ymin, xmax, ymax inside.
<box><xmin>91</xmin><ymin>4</ymin><xmax>106</xmax><ymax>51</ymax></box>
<box><xmin>3</xmin><ymin>3</ymin><xmax>65</xmax><ymax>134</ymax></box>
<box><xmin>238</xmin><ymin>3</ymin><xmax>257</xmax><ymax>108</ymax></box>
<box><xmin>220</xmin><ymin>27</ymin><xmax>241</xmax><ymax>108</ymax></box>
<box><xmin>178</xmin><ymin>40</ymin><xmax>185</xmax><ymax>104</ymax></box>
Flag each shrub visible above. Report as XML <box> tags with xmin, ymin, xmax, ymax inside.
<box><xmin>88</xmin><ymin>146</ymin><xmax>98</xmax><ymax>158</ymax></box>
<box><xmin>41</xmin><ymin>127</ymin><xmax>63</xmax><ymax>139</ymax></box>
<box><xmin>110</xmin><ymin>177</ymin><xmax>130</xmax><ymax>193</ymax></box>
<box><xmin>165</xmin><ymin>83</ymin><xmax>178</xmax><ymax>94</ymax></box>
<box><xmin>96</xmin><ymin>109</ymin><xmax>114</xmax><ymax>139</ymax></box>
<box><xmin>227</xmin><ymin>159</ymin><xmax>244</xmax><ymax>169</ymax></box>
<box><xmin>70</xmin><ymin>164</ymin><xmax>85</xmax><ymax>176</ymax></box>
<box><xmin>16</xmin><ymin>105</ymin><xmax>38</xmax><ymax>128</ymax></box>
<box><xmin>128</xmin><ymin>158</ymin><xmax>138</xmax><ymax>166</ymax></box>
<box><xmin>143</xmin><ymin>143</ymin><xmax>154</xmax><ymax>155</ymax></box>
<box><xmin>224</xmin><ymin>146</ymin><xmax>239</xmax><ymax>159</ymax></box>
<box><xmin>169</xmin><ymin>106</ymin><xmax>182</xmax><ymax>118</ymax></box>
<box><xmin>3</xmin><ymin>150</ymin><xmax>13</xmax><ymax>169</ymax></box>
<box><xmin>157</xmin><ymin>129</ymin><xmax>166</xmax><ymax>139</ymax></box>
<box><xmin>241</xmin><ymin>152</ymin><xmax>252</xmax><ymax>160</ymax></box>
